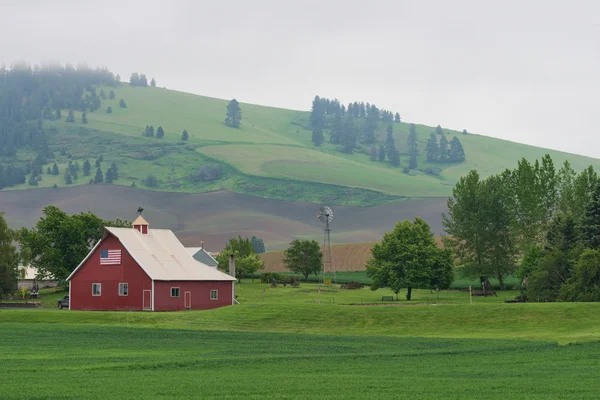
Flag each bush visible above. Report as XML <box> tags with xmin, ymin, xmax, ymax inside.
<box><xmin>191</xmin><ymin>164</ymin><xmax>222</xmax><ymax>182</ymax></box>
<box><xmin>260</xmin><ymin>272</ymin><xmax>284</xmax><ymax>283</ymax></box>
<box><xmin>419</xmin><ymin>166</ymin><xmax>442</xmax><ymax>176</ymax></box>
<box><xmin>144</xmin><ymin>174</ymin><xmax>158</xmax><ymax>187</ymax></box>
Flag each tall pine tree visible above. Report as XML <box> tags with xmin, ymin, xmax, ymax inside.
<box><xmin>385</xmin><ymin>124</ymin><xmax>396</xmax><ymax>161</ymax></box>
<box><xmin>225</xmin><ymin>99</ymin><xmax>242</xmax><ymax>128</ymax></box>
<box><xmin>312</xmin><ymin>128</ymin><xmax>324</xmax><ymax>146</ymax></box>
<box><xmin>582</xmin><ymin>182</ymin><xmax>600</xmax><ymax>249</ymax></box>
<box><xmin>341</xmin><ymin>116</ymin><xmax>356</xmax><ymax>154</ymax></box>
<box><xmin>449</xmin><ymin>136</ymin><xmax>466</xmax><ymax>162</ymax></box>
<box><xmin>439</xmin><ymin>134</ymin><xmax>449</xmax><ymax>162</ymax></box>
<box><xmin>425</xmin><ymin>133</ymin><xmax>439</xmax><ymax>161</ymax></box>
<box><xmin>407</xmin><ymin>123</ymin><xmax>418</xmax><ymax>169</ymax></box>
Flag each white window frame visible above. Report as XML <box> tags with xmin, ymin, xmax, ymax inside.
<box><xmin>92</xmin><ymin>283</ymin><xmax>102</xmax><ymax>296</ymax></box>
<box><xmin>210</xmin><ymin>290</ymin><xmax>218</xmax><ymax>300</ymax></box>
<box><xmin>118</xmin><ymin>283</ymin><xmax>128</xmax><ymax>296</ymax></box>
<box><xmin>171</xmin><ymin>287</ymin><xmax>180</xmax><ymax>297</ymax></box>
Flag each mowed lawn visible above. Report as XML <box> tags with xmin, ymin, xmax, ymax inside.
<box><xmin>3</xmin><ymin>283</ymin><xmax>600</xmax><ymax>398</ymax></box>
<box><xmin>2</xmin><ymin>323</ymin><xmax>600</xmax><ymax>400</ymax></box>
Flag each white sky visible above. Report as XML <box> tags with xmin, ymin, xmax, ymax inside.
<box><xmin>1</xmin><ymin>0</ymin><xmax>599</xmax><ymax>157</ymax></box>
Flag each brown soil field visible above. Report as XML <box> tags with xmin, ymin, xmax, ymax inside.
<box><xmin>260</xmin><ymin>237</ymin><xmax>445</xmax><ymax>272</ymax></box>
<box><xmin>0</xmin><ymin>185</ymin><xmax>447</xmax><ymax>251</ymax></box>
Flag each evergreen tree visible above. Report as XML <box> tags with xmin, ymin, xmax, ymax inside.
<box><xmin>109</xmin><ymin>90</ymin><xmax>115</xmax><ymax>100</ymax></box>
<box><xmin>52</xmin><ymin>163</ymin><xmax>59</xmax><ymax>175</ymax></box>
<box><xmin>310</xmin><ymin>95</ymin><xmax>325</xmax><ymax>133</ymax></box>
<box><xmin>119</xmin><ymin>99</ymin><xmax>127</xmax><ymax>108</ymax></box>
<box><xmin>462</xmin><ymin>129</ymin><xmax>468</xmax><ymax>135</ymax></box>
<box><xmin>150</xmin><ymin>78</ymin><xmax>156</xmax><ymax>87</ymax></box>
<box><xmin>83</xmin><ymin>159</ymin><xmax>91</xmax><ymax>176</ymax></box>
<box><xmin>105</xmin><ymin>168</ymin><xmax>114</xmax><ymax>183</ymax></box>
<box><xmin>329</xmin><ymin>112</ymin><xmax>343</xmax><ymax>144</ymax></box>
<box><xmin>582</xmin><ymin>182</ymin><xmax>600</xmax><ymax>249</ymax></box>
<box><xmin>64</xmin><ymin>170</ymin><xmax>72</xmax><ymax>185</ymax></box>
<box><xmin>81</xmin><ymin>112</ymin><xmax>88</xmax><ymax>124</ymax></box>
<box><xmin>370</xmin><ymin>146</ymin><xmax>378</xmax><ymax>161</ymax></box>
<box><xmin>95</xmin><ymin>156</ymin><xmax>102</xmax><ymax>168</ymax></box>
<box><xmin>439</xmin><ymin>134</ymin><xmax>449</xmax><ymax>162</ymax></box>
<box><xmin>156</xmin><ymin>126</ymin><xmax>165</xmax><ymax>138</ymax></box>
<box><xmin>312</xmin><ymin>128</ymin><xmax>324</xmax><ymax>146</ymax></box>
<box><xmin>378</xmin><ymin>145</ymin><xmax>386</xmax><ymax>162</ymax></box>
<box><xmin>139</xmin><ymin>74</ymin><xmax>148</xmax><ymax>87</ymax></box>
<box><xmin>55</xmin><ymin>108</ymin><xmax>62</xmax><ymax>120</ymax></box>
<box><xmin>94</xmin><ymin>168</ymin><xmax>103</xmax><ymax>184</ymax></box>
<box><xmin>129</xmin><ymin>72</ymin><xmax>140</xmax><ymax>86</ymax></box>
<box><xmin>394</xmin><ymin>112</ymin><xmax>401</xmax><ymax>123</ymax></box>
<box><xmin>46</xmin><ymin>166</ymin><xmax>52</xmax><ymax>175</ymax></box>
<box><xmin>449</xmin><ymin>136</ymin><xmax>466</xmax><ymax>162</ymax></box>
<box><xmin>224</xmin><ymin>99</ymin><xmax>242</xmax><ymax>128</ymax></box>
<box><xmin>28</xmin><ymin>174</ymin><xmax>37</xmax><ymax>186</ymax></box>
<box><xmin>99</xmin><ymin>89</ymin><xmax>106</xmax><ymax>99</ymax></box>
<box><xmin>385</xmin><ymin>124</ymin><xmax>396</xmax><ymax>161</ymax></box>
<box><xmin>106</xmin><ymin>106</ymin><xmax>112</xmax><ymax>114</ymax></box>
<box><xmin>341</xmin><ymin>116</ymin><xmax>356</xmax><ymax>154</ymax></box>
<box><xmin>425</xmin><ymin>133</ymin><xmax>439</xmax><ymax>161</ymax></box>
<box><xmin>182</xmin><ymin>129</ymin><xmax>189</xmax><ymax>140</ymax></box>
<box><xmin>363</xmin><ymin>111</ymin><xmax>378</xmax><ymax>144</ymax></box>
<box><xmin>407</xmin><ymin>123</ymin><xmax>418</xmax><ymax>169</ymax></box>
<box><xmin>110</xmin><ymin>161</ymin><xmax>119</xmax><ymax>180</ymax></box>
<box><xmin>436</xmin><ymin>125</ymin><xmax>443</xmax><ymax>135</ymax></box>
<box><xmin>66</xmin><ymin>109</ymin><xmax>75</xmax><ymax>123</ymax></box>
<box><xmin>389</xmin><ymin>148</ymin><xmax>401</xmax><ymax>167</ymax></box>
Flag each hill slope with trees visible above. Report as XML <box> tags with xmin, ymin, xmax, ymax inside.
<box><xmin>1</xmin><ymin>63</ymin><xmax>600</xmax><ymax>205</ymax></box>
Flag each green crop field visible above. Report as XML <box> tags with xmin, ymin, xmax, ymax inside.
<box><xmin>2</xmin><ymin>282</ymin><xmax>600</xmax><ymax>399</ymax></box>
<box><xmin>6</xmin><ymin>85</ymin><xmax>600</xmax><ymax>205</ymax></box>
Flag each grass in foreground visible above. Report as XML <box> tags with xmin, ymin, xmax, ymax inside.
<box><xmin>2</xmin><ymin>282</ymin><xmax>600</xmax><ymax>343</ymax></box>
<box><xmin>1</xmin><ymin>324</ymin><xmax>600</xmax><ymax>399</ymax></box>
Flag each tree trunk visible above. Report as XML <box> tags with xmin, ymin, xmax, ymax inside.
<box><xmin>497</xmin><ymin>274</ymin><xmax>505</xmax><ymax>291</ymax></box>
<box><xmin>406</xmin><ymin>287</ymin><xmax>412</xmax><ymax>301</ymax></box>
<box><xmin>304</xmin><ymin>272</ymin><xmax>309</xmax><ymax>282</ymax></box>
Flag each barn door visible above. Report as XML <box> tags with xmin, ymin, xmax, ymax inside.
<box><xmin>143</xmin><ymin>290</ymin><xmax>152</xmax><ymax>311</ymax></box>
<box><xmin>184</xmin><ymin>291</ymin><xmax>191</xmax><ymax>310</ymax></box>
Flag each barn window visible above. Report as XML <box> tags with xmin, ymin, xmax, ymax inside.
<box><xmin>92</xmin><ymin>283</ymin><xmax>102</xmax><ymax>296</ymax></box>
<box><xmin>171</xmin><ymin>287</ymin><xmax>180</xmax><ymax>297</ymax></box>
<box><xmin>210</xmin><ymin>290</ymin><xmax>218</xmax><ymax>300</ymax></box>
<box><xmin>119</xmin><ymin>283</ymin><xmax>128</xmax><ymax>296</ymax></box>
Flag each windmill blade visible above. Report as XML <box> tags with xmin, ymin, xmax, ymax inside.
<box><xmin>317</xmin><ymin>206</ymin><xmax>333</xmax><ymax>223</ymax></box>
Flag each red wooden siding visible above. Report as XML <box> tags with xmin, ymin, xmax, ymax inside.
<box><xmin>154</xmin><ymin>281</ymin><xmax>233</xmax><ymax>311</ymax></box>
<box><xmin>69</xmin><ymin>234</ymin><xmax>152</xmax><ymax>311</ymax></box>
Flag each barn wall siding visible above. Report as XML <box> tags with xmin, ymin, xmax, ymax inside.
<box><xmin>70</xmin><ymin>234</ymin><xmax>152</xmax><ymax>311</ymax></box>
<box><xmin>154</xmin><ymin>281</ymin><xmax>233</xmax><ymax>311</ymax></box>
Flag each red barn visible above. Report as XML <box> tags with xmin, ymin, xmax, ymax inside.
<box><xmin>67</xmin><ymin>216</ymin><xmax>236</xmax><ymax>311</ymax></box>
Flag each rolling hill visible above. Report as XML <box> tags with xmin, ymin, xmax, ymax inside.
<box><xmin>3</xmin><ymin>84</ymin><xmax>600</xmax><ymax>249</ymax></box>
<box><xmin>4</xmin><ymin>85</ymin><xmax>600</xmax><ymax>205</ymax></box>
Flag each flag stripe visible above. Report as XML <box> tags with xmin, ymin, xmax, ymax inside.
<box><xmin>100</xmin><ymin>249</ymin><xmax>122</xmax><ymax>265</ymax></box>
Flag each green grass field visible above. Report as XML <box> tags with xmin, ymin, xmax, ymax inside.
<box><xmin>3</xmin><ymin>282</ymin><xmax>600</xmax><ymax>398</ymax></box>
<box><xmin>5</xmin><ymin>85</ymin><xmax>600</xmax><ymax>205</ymax></box>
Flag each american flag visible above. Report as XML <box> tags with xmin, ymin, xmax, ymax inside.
<box><xmin>100</xmin><ymin>249</ymin><xmax>121</xmax><ymax>265</ymax></box>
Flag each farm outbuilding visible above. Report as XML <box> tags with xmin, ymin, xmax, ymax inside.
<box><xmin>186</xmin><ymin>244</ymin><xmax>219</xmax><ymax>269</ymax></box>
<box><xmin>17</xmin><ymin>266</ymin><xmax>59</xmax><ymax>291</ymax></box>
<box><xmin>67</xmin><ymin>215</ymin><xmax>236</xmax><ymax>311</ymax></box>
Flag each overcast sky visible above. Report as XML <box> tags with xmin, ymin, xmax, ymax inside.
<box><xmin>1</xmin><ymin>0</ymin><xmax>599</xmax><ymax>157</ymax></box>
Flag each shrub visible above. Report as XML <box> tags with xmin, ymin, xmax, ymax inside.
<box><xmin>144</xmin><ymin>174</ymin><xmax>158</xmax><ymax>187</ymax></box>
<box><xmin>191</xmin><ymin>164</ymin><xmax>222</xmax><ymax>182</ymax></box>
<box><xmin>260</xmin><ymin>272</ymin><xmax>284</xmax><ymax>283</ymax></box>
<box><xmin>419</xmin><ymin>166</ymin><xmax>442</xmax><ymax>176</ymax></box>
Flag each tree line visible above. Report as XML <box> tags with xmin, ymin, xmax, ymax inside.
<box><xmin>0</xmin><ymin>63</ymin><xmax>120</xmax><ymax>189</ymax></box>
<box><xmin>310</xmin><ymin>95</ymin><xmax>466</xmax><ymax>171</ymax></box>
<box><xmin>443</xmin><ymin>154</ymin><xmax>600</xmax><ymax>300</ymax></box>
<box><xmin>142</xmin><ymin>125</ymin><xmax>190</xmax><ymax>140</ymax></box>
<box><xmin>129</xmin><ymin>73</ymin><xmax>156</xmax><ymax>87</ymax></box>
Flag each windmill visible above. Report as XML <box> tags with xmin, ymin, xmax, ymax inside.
<box><xmin>317</xmin><ymin>206</ymin><xmax>336</xmax><ymax>285</ymax></box>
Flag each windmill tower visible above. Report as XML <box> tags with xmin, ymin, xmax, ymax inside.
<box><xmin>317</xmin><ymin>206</ymin><xmax>336</xmax><ymax>285</ymax></box>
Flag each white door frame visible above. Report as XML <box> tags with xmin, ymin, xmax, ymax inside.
<box><xmin>184</xmin><ymin>291</ymin><xmax>191</xmax><ymax>310</ymax></box>
<box><xmin>143</xmin><ymin>290</ymin><xmax>152</xmax><ymax>310</ymax></box>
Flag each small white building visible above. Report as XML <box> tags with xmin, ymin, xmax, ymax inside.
<box><xmin>17</xmin><ymin>266</ymin><xmax>59</xmax><ymax>290</ymax></box>
<box><xmin>186</xmin><ymin>243</ymin><xmax>219</xmax><ymax>269</ymax></box>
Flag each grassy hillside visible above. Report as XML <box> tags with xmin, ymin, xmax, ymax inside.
<box><xmin>5</xmin><ymin>85</ymin><xmax>600</xmax><ymax>204</ymax></box>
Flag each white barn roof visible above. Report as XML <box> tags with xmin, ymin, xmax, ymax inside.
<box><xmin>68</xmin><ymin>227</ymin><xmax>235</xmax><ymax>282</ymax></box>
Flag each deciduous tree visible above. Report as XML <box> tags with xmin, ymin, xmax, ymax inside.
<box><xmin>283</xmin><ymin>239</ymin><xmax>323</xmax><ymax>281</ymax></box>
<box><xmin>0</xmin><ymin>212</ymin><xmax>19</xmax><ymax>297</ymax></box>
<box><xmin>367</xmin><ymin>218</ymin><xmax>453</xmax><ymax>300</ymax></box>
<box><xmin>216</xmin><ymin>236</ymin><xmax>264</xmax><ymax>281</ymax></box>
